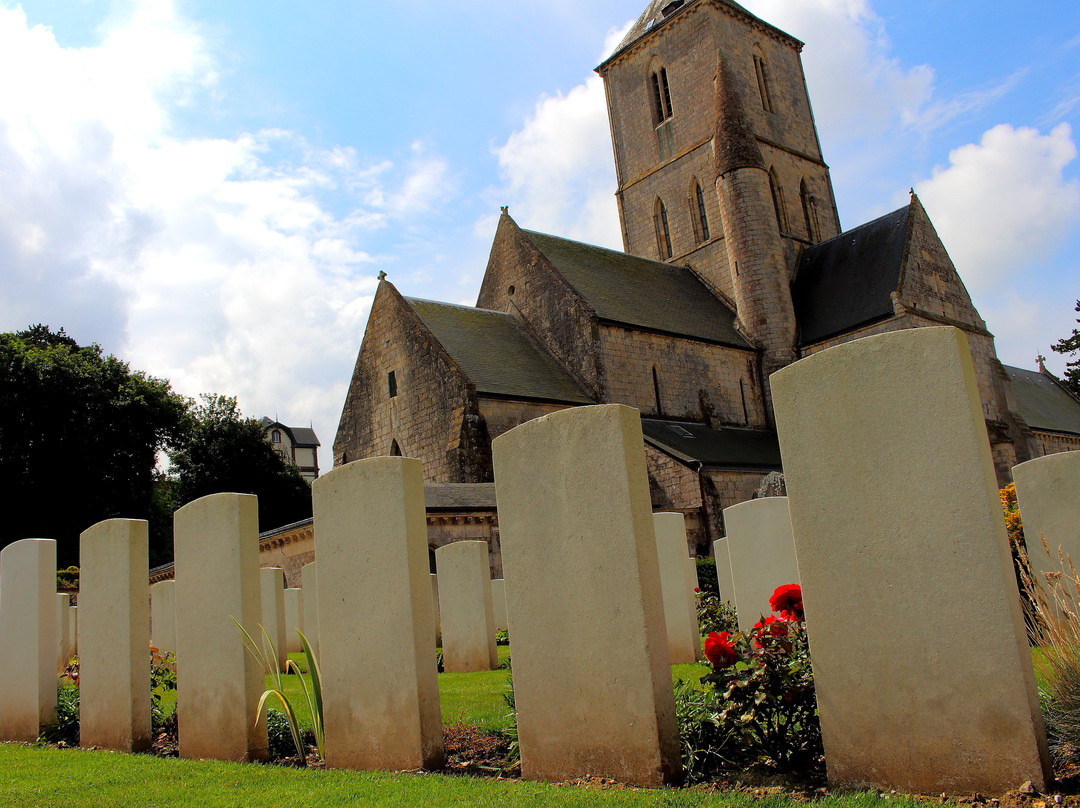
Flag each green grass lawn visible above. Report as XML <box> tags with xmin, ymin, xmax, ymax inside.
<box><xmin>9</xmin><ymin>645</ymin><xmax>960</xmax><ymax>807</ymax></box>
<box><xmin>0</xmin><ymin>743</ymin><xmax>936</xmax><ymax>808</ymax></box>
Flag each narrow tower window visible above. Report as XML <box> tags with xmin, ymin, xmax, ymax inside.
<box><xmin>652</xmin><ymin>366</ymin><xmax>664</xmax><ymax>416</ymax></box>
<box><xmin>388</xmin><ymin>370</ymin><xmax>397</xmax><ymax>398</ymax></box>
<box><xmin>654</xmin><ymin>199</ymin><xmax>673</xmax><ymax>259</ymax></box>
<box><xmin>800</xmin><ymin>179</ymin><xmax>817</xmax><ymax>242</ymax></box>
<box><xmin>754</xmin><ymin>53</ymin><xmax>773</xmax><ymax>112</ymax></box>
<box><xmin>768</xmin><ymin>169</ymin><xmax>786</xmax><ymax>232</ymax></box>
<box><xmin>695</xmin><ymin>182</ymin><xmax>710</xmax><ymax>242</ymax></box>
<box><xmin>390</xmin><ymin>439</ymin><xmax>402</xmax><ymax>457</ymax></box>
<box><xmin>650</xmin><ymin>68</ymin><xmax>673</xmax><ymax>124</ymax></box>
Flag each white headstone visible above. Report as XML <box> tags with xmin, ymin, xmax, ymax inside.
<box><xmin>150</xmin><ymin>579</ymin><xmax>176</xmax><ymax>656</ymax></box>
<box><xmin>491</xmin><ymin>404</ymin><xmax>682</xmax><ymax>786</ymax></box>
<box><xmin>723</xmin><ymin>497</ymin><xmax>800</xmax><ymax>632</ymax></box>
<box><xmin>174</xmin><ymin>493</ymin><xmax>267</xmax><ymax>762</ymax></box>
<box><xmin>712</xmin><ymin>537</ymin><xmax>736</xmax><ymax>605</ymax></box>
<box><xmin>436</xmin><ymin>541</ymin><xmax>497</xmax><ymax>673</ymax></box>
<box><xmin>771</xmin><ymin>326</ymin><xmax>1051</xmax><ymax>794</ymax></box>
<box><xmin>313</xmin><ymin>458</ymin><xmax>443</xmax><ymax>770</ymax></box>
<box><xmin>490</xmin><ymin>579</ymin><xmax>508</xmax><ymax>633</ymax></box>
<box><xmin>56</xmin><ymin>592</ymin><xmax>72</xmax><ymax>674</ymax></box>
<box><xmin>0</xmin><ymin>539</ymin><xmax>58</xmax><ymax>741</ymax></box>
<box><xmin>653</xmin><ymin>513</ymin><xmax>699</xmax><ymax>664</ymax></box>
<box><xmin>1013</xmin><ymin>451</ymin><xmax>1080</xmax><ymax>610</ymax></box>
<box><xmin>301</xmin><ymin>561</ymin><xmax>320</xmax><ymax>663</ymax></box>
<box><xmin>260</xmin><ymin>568</ymin><xmax>287</xmax><ymax>673</ymax></box>
<box><xmin>79</xmin><ymin>518</ymin><xmax>152</xmax><ymax>752</ymax></box>
<box><xmin>430</xmin><ymin>573</ymin><xmax>441</xmax><ymax>646</ymax></box>
<box><xmin>284</xmin><ymin>588</ymin><xmax>304</xmax><ymax>654</ymax></box>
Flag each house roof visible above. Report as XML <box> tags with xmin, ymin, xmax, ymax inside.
<box><xmin>523</xmin><ymin>230</ymin><xmax>752</xmax><ymax>349</ymax></box>
<box><xmin>1004</xmin><ymin>366</ymin><xmax>1080</xmax><ymax>436</ymax></box>
<box><xmin>641</xmin><ymin>418</ymin><xmax>782</xmax><ymax>469</ymax></box>
<box><xmin>260</xmin><ymin>417</ymin><xmax>321</xmax><ymax>447</ymax></box>
<box><xmin>406</xmin><ymin>298</ymin><xmax>593</xmax><ymax>405</ymax></box>
<box><xmin>792</xmin><ymin>205</ymin><xmax>909</xmax><ymax>346</ymax></box>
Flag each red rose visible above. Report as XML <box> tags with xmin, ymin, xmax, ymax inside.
<box><xmin>769</xmin><ymin>583</ymin><xmax>804</xmax><ymax>622</ymax></box>
<box><xmin>752</xmin><ymin>614</ymin><xmax>788</xmax><ymax>647</ymax></box>
<box><xmin>703</xmin><ymin>631</ymin><xmax>738</xmax><ymax>668</ymax></box>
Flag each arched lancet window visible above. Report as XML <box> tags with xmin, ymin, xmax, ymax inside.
<box><xmin>271</xmin><ymin>429</ymin><xmax>281</xmax><ymax>444</ymax></box>
<box><xmin>768</xmin><ymin>168</ymin><xmax>786</xmax><ymax>233</ymax></box>
<box><xmin>389</xmin><ymin>439</ymin><xmax>402</xmax><ymax>457</ymax></box>
<box><xmin>800</xmin><ymin>179</ymin><xmax>817</xmax><ymax>242</ymax></box>
<box><xmin>689</xmin><ymin>180</ymin><xmax>710</xmax><ymax>243</ymax></box>
<box><xmin>654</xmin><ymin>198</ymin><xmax>673</xmax><ymax>259</ymax></box>
<box><xmin>650</xmin><ymin>67</ymin><xmax>673</xmax><ymax>124</ymax></box>
<box><xmin>753</xmin><ymin>50</ymin><xmax>773</xmax><ymax>112</ymax></box>
<box><xmin>428</xmin><ymin>547</ymin><xmax>437</xmax><ymax>574</ymax></box>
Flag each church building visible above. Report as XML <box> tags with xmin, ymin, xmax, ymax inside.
<box><xmin>332</xmin><ymin>0</ymin><xmax>1080</xmax><ymax>557</ymax></box>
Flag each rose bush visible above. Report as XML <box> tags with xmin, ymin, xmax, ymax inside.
<box><xmin>675</xmin><ymin>583</ymin><xmax>822</xmax><ymax>781</ymax></box>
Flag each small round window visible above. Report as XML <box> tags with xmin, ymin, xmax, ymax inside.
<box><xmin>507</xmin><ymin>284</ymin><xmax>516</xmax><ymax>296</ymax></box>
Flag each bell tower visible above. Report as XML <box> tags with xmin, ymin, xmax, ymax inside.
<box><xmin>596</xmin><ymin>0</ymin><xmax>841</xmax><ymax>341</ymax></box>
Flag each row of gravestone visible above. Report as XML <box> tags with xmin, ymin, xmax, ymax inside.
<box><xmin>0</xmin><ymin>326</ymin><xmax>1072</xmax><ymax>794</ymax></box>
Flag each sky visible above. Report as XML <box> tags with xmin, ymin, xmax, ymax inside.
<box><xmin>1</xmin><ymin>0</ymin><xmax>1078</xmax><ymax>473</ymax></box>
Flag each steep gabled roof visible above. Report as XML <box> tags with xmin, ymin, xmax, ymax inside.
<box><xmin>1004</xmin><ymin>366</ymin><xmax>1080</xmax><ymax>436</ymax></box>
<box><xmin>792</xmin><ymin>205</ymin><xmax>909</xmax><ymax>346</ymax></box>
<box><xmin>260</xmin><ymin>417</ymin><xmax>321</xmax><ymax>447</ymax></box>
<box><xmin>406</xmin><ymin>298</ymin><xmax>592</xmax><ymax>405</ymax></box>
<box><xmin>601</xmin><ymin>0</ymin><xmax>800</xmax><ymax>69</ymax></box>
<box><xmin>522</xmin><ymin>230</ymin><xmax>752</xmax><ymax>349</ymax></box>
<box><xmin>641</xmin><ymin>419</ymin><xmax>782</xmax><ymax>469</ymax></box>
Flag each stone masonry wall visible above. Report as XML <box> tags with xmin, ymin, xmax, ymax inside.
<box><xmin>479</xmin><ymin>398</ymin><xmax>573</xmax><ymax>443</ymax></box>
<box><xmin>599</xmin><ymin>325</ymin><xmax>767</xmax><ymax>426</ymax></box>
<box><xmin>334</xmin><ymin>281</ymin><xmax>490</xmax><ymax>484</ymax></box>
<box><xmin>477</xmin><ymin>216</ymin><xmax>606</xmax><ymax>400</ymax></box>
<box><xmin>1035</xmin><ymin>432</ymin><xmax>1080</xmax><ymax>456</ymax></box>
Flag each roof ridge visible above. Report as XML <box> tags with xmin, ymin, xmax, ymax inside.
<box><xmin>405</xmin><ymin>297</ymin><xmax>506</xmax><ymax>316</ymax></box>
<box><xmin>806</xmin><ymin>204</ymin><xmax>909</xmax><ymax>250</ymax></box>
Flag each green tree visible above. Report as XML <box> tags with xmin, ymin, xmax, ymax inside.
<box><xmin>1051</xmin><ymin>299</ymin><xmax>1080</xmax><ymax>396</ymax></box>
<box><xmin>0</xmin><ymin>326</ymin><xmax>189</xmax><ymax>566</ymax></box>
<box><xmin>167</xmin><ymin>395</ymin><xmax>312</xmax><ymax>549</ymax></box>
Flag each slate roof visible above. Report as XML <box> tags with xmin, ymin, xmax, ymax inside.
<box><xmin>406</xmin><ymin>298</ymin><xmax>593</xmax><ymax>405</ymax></box>
<box><xmin>1004</xmin><ymin>366</ymin><xmax>1080</xmax><ymax>436</ymax></box>
<box><xmin>260</xmin><ymin>417</ymin><xmax>321</xmax><ymax>447</ymax></box>
<box><xmin>792</xmin><ymin>206</ymin><xmax>909</xmax><ymax>346</ymax></box>
<box><xmin>425</xmin><ymin>483</ymin><xmax>498</xmax><ymax>511</ymax></box>
<box><xmin>523</xmin><ymin>230</ymin><xmax>751</xmax><ymax>349</ymax></box>
<box><xmin>603</xmin><ymin>0</ymin><xmax>798</xmax><ymax>67</ymax></box>
<box><xmin>641</xmin><ymin>419</ymin><xmax>782</xmax><ymax>469</ymax></box>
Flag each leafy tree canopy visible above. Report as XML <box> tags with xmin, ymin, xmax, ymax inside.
<box><xmin>1051</xmin><ymin>300</ymin><xmax>1080</xmax><ymax>396</ymax></box>
<box><xmin>166</xmin><ymin>394</ymin><xmax>312</xmax><ymax>550</ymax></box>
<box><xmin>0</xmin><ymin>325</ymin><xmax>189</xmax><ymax>566</ymax></box>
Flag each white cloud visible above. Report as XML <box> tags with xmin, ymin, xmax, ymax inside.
<box><xmin>915</xmin><ymin>123</ymin><xmax>1080</xmax><ymax>294</ymax></box>
<box><xmin>0</xmin><ymin>0</ymin><xmax>442</xmax><ymax>467</ymax></box>
<box><xmin>486</xmin><ymin>21</ymin><xmax>633</xmax><ymax>248</ymax></box>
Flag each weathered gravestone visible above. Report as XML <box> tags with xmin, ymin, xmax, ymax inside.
<box><xmin>653</xmin><ymin>512</ymin><xmax>699</xmax><ymax>664</ymax></box>
<box><xmin>301</xmin><ymin>561</ymin><xmax>320</xmax><ymax>663</ymax></box>
<box><xmin>490</xmin><ymin>578</ymin><xmax>508</xmax><ymax>633</ymax></box>
<box><xmin>56</xmin><ymin>593</ymin><xmax>72</xmax><ymax>674</ymax></box>
<box><xmin>313</xmin><ymin>457</ymin><xmax>444</xmax><ymax>770</ymax></box>
<box><xmin>430</xmin><ymin>573</ymin><xmax>441</xmax><ymax>646</ymax></box>
<box><xmin>150</xmin><ymin>579</ymin><xmax>176</xmax><ymax>655</ymax></box>
<box><xmin>284</xmin><ymin>588</ymin><xmax>304</xmax><ymax>654</ymax></box>
<box><xmin>492</xmin><ymin>404</ymin><xmax>682</xmax><ymax>787</ymax></box>
<box><xmin>0</xmin><ymin>538</ymin><xmax>58</xmax><ymax>741</ymax></box>
<box><xmin>68</xmin><ymin>605</ymin><xmax>78</xmax><ymax>657</ymax></box>
<box><xmin>723</xmin><ymin>497</ymin><xmax>800</xmax><ymax>632</ymax></box>
<box><xmin>712</xmin><ymin>537</ymin><xmax>736</xmax><ymax>605</ymax></box>
<box><xmin>260</xmin><ymin>568</ymin><xmax>287</xmax><ymax>672</ymax></box>
<box><xmin>174</xmin><ymin>493</ymin><xmax>267</xmax><ymax>762</ymax></box>
<box><xmin>771</xmin><ymin>326</ymin><xmax>1051</xmax><ymax>795</ymax></box>
<box><xmin>79</xmin><ymin>518</ymin><xmax>152</xmax><ymax>752</ymax></box>
<box><xmin>436</xmin><ymin>541</ymin><xmax>497</xmax><ymax>673</ymax></box>
<box><xmin>1013</xmin><ymin>451</ymin><xmax>1080</xmax><ymax>606</ymax></box>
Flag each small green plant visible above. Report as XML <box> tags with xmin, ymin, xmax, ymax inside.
<box><xmin>501</xmin><ymin>665</ymin><xmax>519</xmax><ymax>771</ymax></box>
<box><xmin>266</xmin><ymin>708</ymin><xmax>300</xmax><ymax>761</ymax></box>
<box><xmin>495</xmin><ymin>629</ymin><xmax>510</xmax><ymax>646</ymax></box>
<box><xmin>150</xmin><ymin>646</ymin><xmax>177</xmax><ymax>732</ymax></box>
<box><xmin>39</xmin><ymin>686</ymin><xmax>80</xmax><ymax>747</ymax></box>
<box><xmin>696</xmin><ymin>589</ymin><xmax>738</xmax><ymax>636</ymax></box>
<box><xmin>56</xmin><ymin>566</ymin><xmax>80</xmax><ymax>589</ymax></box>
<box><xmin>234</xmin><ymin>621</ymin><xmax>324</xmax><ymax>764</ymax></box>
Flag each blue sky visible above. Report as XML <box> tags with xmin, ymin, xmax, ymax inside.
<box><xmin>1</xmin><ymin>0</ymin><xmax>1078</xmax><ymax>471</ymax></box>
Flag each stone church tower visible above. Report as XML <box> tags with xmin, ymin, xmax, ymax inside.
<box><xmin>596</xmin><ymin>0</ymin><xmax>840</xmax><ymax>404</ymax></box>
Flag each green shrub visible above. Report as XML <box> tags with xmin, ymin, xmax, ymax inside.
<box><xmin>495</xmin><ymin>629</ymin><xmax>510</xmax><ymax>646</ymax></box>
<box><xmin>39</xmin><ymin>686</ymin><xmax>80</xmax><ymax>747</ymax></box>
<box><xmin>267</xmin><ymin>708</ymin><xmax>300</xmax><ymax>761</ymax></box>
<box><xmin>150</xmin><ymin>647</ymin><xmax>177</xmax><ymax>732</ymax></box>
<box><xmin>696</xmin><ymin>589</ymin><xmax>737</xmax><ymax>637</ymax></box>
<box><xmin>695</xmin><ymin>557</ymin><xmax>719</xmax><ymax>595</ymax></box>
<box><xmin>56</xmin><ymin>566</ymin><xmax>80</xmax><ymax>589</ymax></box>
